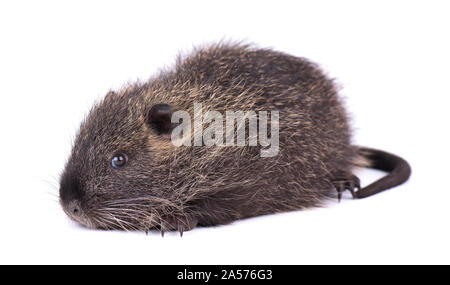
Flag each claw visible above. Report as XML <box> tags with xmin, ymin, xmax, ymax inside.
<box><xmin>347</xmin><ymin>184</ymin><xmax>356</xmax><ymax>198</ymax></box>
<box><xmin>157</xmin><ymin>216</ymin><xmax>198</xmax><ymax>237</ymax></box>
<box><xmin>332</xmin><ymin>173</ymin><xmax>361</xmax><ymax>201</ymax></box>
<box><xmin>178</xmin><ymin>223</ymin><xmax>184</xmax><ymax>237</ymax></box>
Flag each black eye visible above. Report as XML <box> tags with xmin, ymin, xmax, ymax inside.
<box><xmin>111</xmin><ymin>153</ymin><xmax>128</xmax><ymax>169</ymax></box>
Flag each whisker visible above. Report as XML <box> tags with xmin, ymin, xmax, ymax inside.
<box><xmin>106</xmin><ymin>214</ymin><xmax>130</xmax><ymax>231</ymax></box>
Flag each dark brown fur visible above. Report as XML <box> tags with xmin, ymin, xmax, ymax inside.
<box><xmin>59</xmin><ymin>42</ymin><xmax>410</xmax><ymax>233</ymax></box>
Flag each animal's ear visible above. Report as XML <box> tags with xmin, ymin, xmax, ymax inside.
<box><xmin>146</xmin><ymin>103</ymin><xmax>174</xmax><ymax>135</ymax></box>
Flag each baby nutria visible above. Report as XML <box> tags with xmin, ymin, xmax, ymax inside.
<box><xmin>59</xmin><ymin>42</ymin><xmax>411</xmax><ymax>235</ymax></box>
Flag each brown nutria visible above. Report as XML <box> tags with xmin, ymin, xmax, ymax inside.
<box><xmin>59</xmin><ymin>42</ymin><xmax>411</xmax><ymax>235</ymax></box>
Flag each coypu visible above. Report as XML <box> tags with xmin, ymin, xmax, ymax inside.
<box><xmin>59</xmin><ymin>42</ymin><xmax>411</xmax><ymax>236</ymax></box>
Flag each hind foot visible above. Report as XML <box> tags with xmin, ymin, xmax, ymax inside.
<box><xmin>159</xmin><ymin>215</ymin><xmax>198</xmax><ymax>237</ymax></box>
<box><xmin>332</xmin><ymin>172</ymin><xmax>361</xmax><ymax>202</ymax></box>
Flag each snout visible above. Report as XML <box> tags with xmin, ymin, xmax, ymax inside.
<box><xmin>59</xmin><ymin>174</ymin><xmax>92</xmax><ymax>227</ymax></box>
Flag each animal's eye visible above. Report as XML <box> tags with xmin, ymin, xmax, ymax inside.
<box><xmin>110</xmin><ymin>153</ymin><xmax>128</xmax><ymax>169</ymax></box>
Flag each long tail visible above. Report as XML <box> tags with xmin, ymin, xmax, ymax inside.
<box><xmin>355</xmin><ymin>147</ymin><xmax>411</xmax><ymax>198</ymax></box>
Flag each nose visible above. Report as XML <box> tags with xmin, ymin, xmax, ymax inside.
<box><xmin>59</xmin><ymin>173</ymin><xmax>85</xmax><ymax>217</ymax></box>
<box><xmin>68</xmin><ymin>200</ymin><xmax>82</xmax><ymax>217</ymax></box>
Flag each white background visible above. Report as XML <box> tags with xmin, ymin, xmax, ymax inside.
<box><xmin>1</xmin><ymin>0</ymin><xmax>449</xmax><ymax>265</ymax></box>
